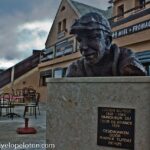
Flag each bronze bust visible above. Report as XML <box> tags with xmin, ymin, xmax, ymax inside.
<box><xmin>66</xmin><ymin>12</ymin><xmax>147</xmax><ymax>77</ymax></box>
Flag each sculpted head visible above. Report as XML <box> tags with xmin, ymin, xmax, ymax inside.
<box><xmin>70</xmin><ymin>12</ymin><xmax>112</xmax><ymax>65</ymax></box>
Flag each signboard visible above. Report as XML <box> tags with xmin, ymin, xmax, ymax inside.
<box><xmin>97</xmin><ymin>107</ymin><xmax>135</xmax><ymax>149</ymax></box>
<box><xmin>112</xmin><ymin>19</ymin><xmax>150</xmax><ymax>39</ymax></box>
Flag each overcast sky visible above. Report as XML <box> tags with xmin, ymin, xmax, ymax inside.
<box><xmin>0</xmin><ymin>0</ymin><xmax>110</xmax><ymax>69</ymax></box>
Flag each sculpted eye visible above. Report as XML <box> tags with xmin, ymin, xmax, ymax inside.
<box><xmin>96</xmin><ymin>33</ymin><xmax>101</xmax><ymax>39</ymax></box>
<box><xmin>95</xmin><ymin>36</ymin><xmax>101</xmax><ymax>40</ymax></box>
<box><xmin>89</xmin><ymin>34</ymin><xmax>101</xmax><ymax>40</ymax></box>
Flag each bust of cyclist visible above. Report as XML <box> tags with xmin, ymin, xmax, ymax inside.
<box><xmin>66</xmin><ymin>12</ymin><xmax>147</xmax><ymax>77</ymax></box>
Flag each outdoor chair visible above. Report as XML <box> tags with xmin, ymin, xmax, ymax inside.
<box><xmin>12</xmin><ymin>89</ymin><xmax>24</xmax><ymax>103</ymax></box>
<box><xmin>22</xmin><ymin>87</ymin><xmax>29</xmax><ymax>102</ymax></box>
<box><xmin>0</xmin><ymin>94</ymin><xmax>2</xmax><ymax>116</ymax></box>
<box><xmin>0</xmin><ymin>93</ymin><xmax>15</xmax><ymax>119</ymax></box>
<box><xmin>28</xmin><ymin>87</ymin><xmax>36</xmax><ymax>101</ymax></box>
<box><xmin>22</xmin><ymin>87</ymin><xmax>36</xmax><ymax>103</ymax></box>
<box><xmin>23</xmin><ymin>92</ymin><xmax>40</xmax><ymax>119</ymax></box>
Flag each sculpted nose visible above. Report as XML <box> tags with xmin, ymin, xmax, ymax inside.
<box><xmin>80</xmin><ymin>39</ymin><xmax>88</xmax><ymax>50</ymax></box>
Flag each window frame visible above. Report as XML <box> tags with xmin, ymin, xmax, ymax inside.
<box><xmin>117</xmin><ymin>4</ymin><xmax>124</xmax><ymax>17</ymax></box>
<box><xmin>58</xmin><ymin>22</ymin><xmax>62</xmax><ymax>33</ymax></box>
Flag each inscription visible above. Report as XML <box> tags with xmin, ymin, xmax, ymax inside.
<box><xmin>97</xmin><ymin>107</ymin><xmax>135</xmax><ymax>149</ymax></box>
<box><xmin>112</xmin><ymin>19</ymin><xmax>150</xmax><ymax>39</ymax></box>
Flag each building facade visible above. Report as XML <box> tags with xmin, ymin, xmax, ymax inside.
<box><xmin>0</xmin><ymin>0</ymin><xmax>111</xmax><ymax>102</ymax></box>
<box><xmin>1</xmin><ymin>0</ymin><xmax>150</xmax><ymax>102</ymax></box>
<box><xmin>38</xmin><ymin>0</ymin><xmax>111</xmax><ymax>101</ymax></box>
<box><xmin>0</xmin><ymin>51</ymin><xmax>41</xmax><ymax>95</ymax></box>
<box><xmin>111</xmin><ymin>0</ymin><xmax>150</xmax><ymax>73</ymax></box>
<box><xmin>38</xmin><ymin>0</ymin><xmax>150</xmax><ymax>101</ymax></box>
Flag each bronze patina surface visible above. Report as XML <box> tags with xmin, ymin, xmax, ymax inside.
<box><xmin>66</xmin><ymin>12</ymin><xmax>147</xmax><ymax>77</ymax></box>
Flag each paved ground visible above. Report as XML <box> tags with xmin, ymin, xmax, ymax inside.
<box><xmin>0</xmin><ymin>103</ymin><xmax>47</xmax><ymax>150</ymax></box>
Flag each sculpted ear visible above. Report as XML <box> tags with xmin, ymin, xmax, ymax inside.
<box><xmin>105</xmin><ymin>36</ymin><xmax>112</xmax><ymax>50</ymax></box>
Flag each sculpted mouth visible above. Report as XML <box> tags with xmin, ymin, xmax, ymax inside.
<box><xmin>84</xmin><ymin>53</ymin><xmax>98</xmax><ymax>60</ymax></box>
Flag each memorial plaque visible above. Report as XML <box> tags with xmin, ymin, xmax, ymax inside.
<box><xmin>97</xmin><ymin>107</ymin><xmax>135</xmax><ymax>149</ymax></box>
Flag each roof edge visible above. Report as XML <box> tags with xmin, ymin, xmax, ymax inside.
<box><xmin>67</xmin><ymin>0</ymin><xmax>81</xmax><ymax>17</ymax></box>
<box><xmin>45</xmin><ymin>0</ymin><xmax>65</xmax><ymax>46</ymax></box>
<box><xmin>45</xmin><ymin>0</ymin><xmax>81</xmax><ymax>47</ymax></box>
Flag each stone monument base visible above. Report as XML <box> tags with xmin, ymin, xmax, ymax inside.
<box><xmin>46</xmin><ymin>77</ymin><xmax>150</xmax><ymax>150</ymax></box>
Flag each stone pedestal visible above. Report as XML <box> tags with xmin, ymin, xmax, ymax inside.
<box><xmin>46</xmin><ymin>77</ymin><xmax>150</xmax><ymax>150</ymax></box>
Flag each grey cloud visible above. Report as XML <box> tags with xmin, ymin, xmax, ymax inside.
<box><xmin>0</xmin><ymin>0</ymin><xmax>57</xmax><ymax>63</ymax></box>
<box><xmin>0</xmin><ymin>0</ymin><xmax>109</xmax><ymax>69</ymax></box>
<box><xmin>37</xmin><ymin>31</ymin><xmax>48</xmax><ymax>38</ymax></box>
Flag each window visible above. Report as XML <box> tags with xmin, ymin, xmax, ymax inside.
<box><xmin>55</xmin><ymin>40</ymin><xmax>65</xmax><ymax>57</ymax></box>
<box><xmin>139</xmin><ymin>0</ymin><xmax>146</xmax><ymax>7</ymax></box>
<box><xmin>64</xmin><ymin>45</ymin><xmax>73</xmax><ymax>55</ymax></box>
<box><xmin>53</xmin><ymin>68</ymin><xmax>63</xmax><ymax>78</ymax></box>
<box><xmin>61</xmin><ymin>6</ymin><xmax>66</xmax><ymax>12</ymax></box>
<box><xmin>53</xmin><ymin>68</ymin><xmax>67</xmax><ymax>78</ymax></box>
<box><xmin>55</xmin><ymin>48</ymin><xmax>64</xmax><ymax>57</ymax></box>
<box><xmin>55</xmin><ymin>39</ymin><xmax>74</xmax><ymax>57</ymax></box>
<box><xmin>117</xmin><ymin>4</ymin><xmax>124</xmax><ymax>17</ymax></box>
<box><xmin>41</xmin><ymin>76</ymin><xmax>47</xmax><ymax>86</ymax></box>
<box><xmin>58</xmin><ymin>19</ymin><xmax>67</xmax><ymax>33</ymax></box>
<box><xmin>63</xmin><ymin>68</ymin><xmax>67</xmax><ymax>77</ymax></box>
<box><xmin>41</xmin><ymin>47</ymin><xmax>55</xmax><ymax>62</ymax></box>
<box><xmin>64</xmin><ymin>39</ymin><xmax>73</xmax><ymax>55</ymax></box>
<box><xmin>46</xmin><ymin>46</ymin><xmax>55</xmax><ymax>60</ymax></box>
<box><xmin>63</xmin><ymin>19</ymin><xmax>66</xmax><ymax>31</ymax></box>
<box><xmin>40</xmin><ymin>70</ymin><xmax>52</xmax><ymax>86</ymax></box>
<box><xmin>144</xmin><ymin>65</ymin><xmax>150</xmax><ymax>76</ymax></box>
<box><xmin>135</xmin><ymin>0</ymin><xmax>145</xmax><ymax>8</ymax></box>
<box><xmin>148</xmin><ymin>65</ymin><xmax>150</xmax><ymax>76</ymax></box>
<box><xmin>58</xmin><ymin>22</ymin><xmax>61</xmax><ymax>33</ymax></box>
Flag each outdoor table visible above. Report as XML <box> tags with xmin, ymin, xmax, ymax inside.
<box><xmin>1</xmin><ymin>95</ymin><xmax>25</xmax><ymax>119</ymax></box>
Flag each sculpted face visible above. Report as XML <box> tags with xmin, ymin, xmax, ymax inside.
<box><xmin>76</xmin><ymin>30</ymin><xmax>107</xmax><ymax>65</ymax></box>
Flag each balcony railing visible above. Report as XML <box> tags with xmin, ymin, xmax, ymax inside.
<box><xmin>41</xmin><ymin>36</ymin><xmax>76</xmax><ymax>62</ymax></box>
<box><xmin>57</xmin><ymin>31</ymin><xmax>66</xmax><ymax>40</ymax></box>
